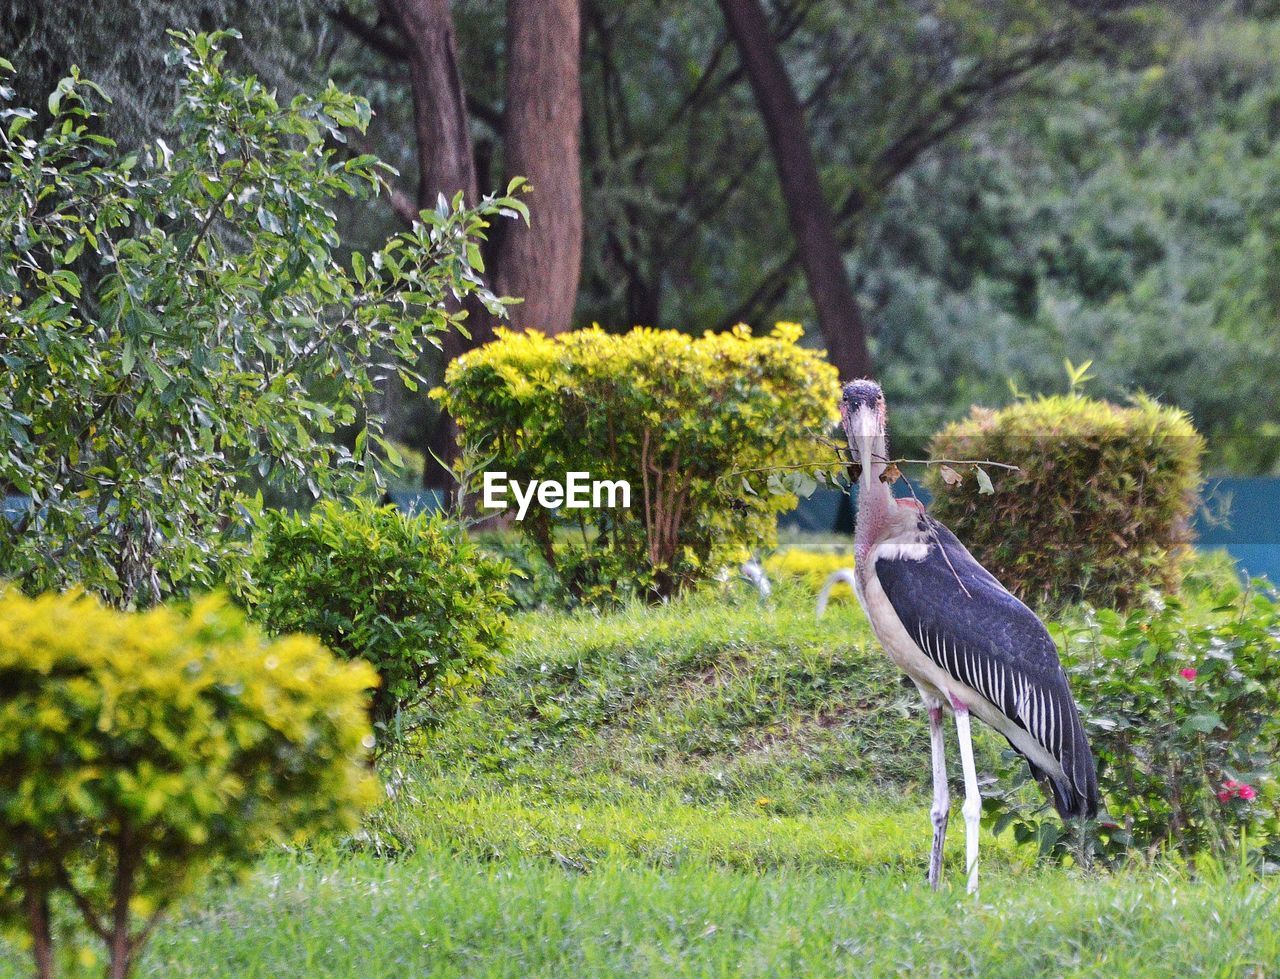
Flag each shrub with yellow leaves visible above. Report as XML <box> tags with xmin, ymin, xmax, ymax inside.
<box><xmin>0</xmin><ymin>590</ymin><xmax>379</xmax><ymax>979</ymax></box>
<box><xmin>764</xmin><ymin>549</ymin><xmax>858</xmax><ymax>604</ymax></box>
<box><xmin>439</xmin><ymin>323</ymin><xmax>839</xmax><ymax>600</ymax></box>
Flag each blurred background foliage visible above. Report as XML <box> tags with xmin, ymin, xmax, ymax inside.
<box><xmin>5</xmin><ymin>0</ymin><xmax>1279</xmax><ymax>472</ymax></box>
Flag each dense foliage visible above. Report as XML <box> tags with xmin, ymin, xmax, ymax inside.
<box><xmin>0</xmin><ymin>590</ymin><xmax>378</xmax><ymax>978</ymax></box>
<box><xmin>846</xmin><ymin>13</ymin><xmax>1280</xmax><ymax>467</ymax></box>
<box><xmin>10</xmin><ymin>8</ymin><xmax>1280</xmax><ymax>470</ymax></box>
<box><xmin>359</xmin><ymin>4</ymin><xmax>1280</xmax><ymax>471</ymax></box>
<box><xmin>985</xmin><ymin>580</ymin><xmax>1280</xmax><ymax>866</ymax></box>
<box><xmin>240</xmin><ymin>500</ymin><xmax>512</xmax><ymax>740</ymax></box>
<box><xmin>927</xmin><ymin>392</ymin><xmax>1203</xmax><ymax>610</ymax></box>
<box><xmin>0</xmin><ymin>32</ymin><xmax>522</xmax><ymax>606</ymax></box>
<box><xmin>440</xmin><ymin>323</ymin><xmax>839</xmax><ymax>600</ymax></box>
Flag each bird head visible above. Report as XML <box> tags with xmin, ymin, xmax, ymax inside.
<box><xmin>840</xmin><ymin>380</ymin><xmax>887</xmax><ymax>482</ymax></box>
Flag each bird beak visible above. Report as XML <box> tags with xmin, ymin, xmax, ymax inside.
<box><xmin>843</xmin><ymin>403</ymin><xmax>879</xmax><ymax>489</ymax></box>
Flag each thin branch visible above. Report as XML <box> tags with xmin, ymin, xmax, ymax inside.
<box><xmin>326</xmin><ymin>4</ymin><xmax>408</xmax><ymax>61</ymax></box>
<box><xmin>181</xmin><ymin>154</ymin><xmax>250</xmax><ymax>265</ymax></box>
<box><xmin>56</xmin><ymin>866</ymin><xmax>111</xmax><ymax>942</ymax></box>
<box><xmin>722</xmin><ymin>455</ymin><xmax>1019</xmax><ymax>483</ymax></box>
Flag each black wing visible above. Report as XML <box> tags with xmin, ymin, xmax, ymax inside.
<box><xmin>876</xmin><ymin>516</ymin><xmax>1099</xmax><ymax>820</ymax></box>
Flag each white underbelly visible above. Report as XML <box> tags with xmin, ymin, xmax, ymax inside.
<box><xmin>855</xmin><ymin>568</ymin><xmax>1065</xmax><ymax>779</ymax></box>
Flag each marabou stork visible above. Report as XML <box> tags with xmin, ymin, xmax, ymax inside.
<box><xmin>818</xmin><ymin>380</ymin><xmax>1098</xmax><ymax>895</ymax></box>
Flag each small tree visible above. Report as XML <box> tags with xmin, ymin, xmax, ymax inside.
<box><xmin>0</xmin><ymin>31</ymin><xmax>526</xmax><ymax>606</ymax></box>
<box><xmin>440</xmin><ymin>322</ymin><xmax>839</xmax><ymax>599</ymax></box>
<box><xmin>0</xmin><ymin>590</ymin><xmax>380</xmax><ymax>979</ymax></box>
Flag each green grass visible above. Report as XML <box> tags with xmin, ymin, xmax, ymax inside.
<box><xmin>28</xmin><ymin>854</ymin><xmax>1280</xmax><ymax>977</ymax></box>
<box><xmin>4</xmin><ymin>572</ymin><xmax>1279</xmax><ymax>976</ymax></box>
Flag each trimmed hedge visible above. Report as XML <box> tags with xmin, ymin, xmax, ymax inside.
<box><xmin>439</xmin><ymin>323</ymin><xmax>839</xmax><ymax>600</ymax></box>
<box><xmin>926</xmin><ymin>394</ymin><xmax>1203</xmax><ymax>610</ymax></box>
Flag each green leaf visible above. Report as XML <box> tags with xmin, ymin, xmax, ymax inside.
<box><xmin>1182</xmin><ymin>712</ymin><xmax>1222</xmax><ymax>734</ymax></box>
<box><xmin>47</xmin><ymin>76</ymin><xmax>74</xmax><ymax>116</ymax></box>
<box><xmin>143</xmin><ymin>358</ymin><xmax>169</xmax><ymax>391</ymax></box>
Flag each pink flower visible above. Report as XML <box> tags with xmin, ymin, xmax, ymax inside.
<box><xmin>1218</xmin><ymin>780</ymin><xmax>1256</xmax><ymax>803</ymax></box>
<box><xmin>1180</xmin><ymin>667</ymin><xmax>1198</xmax><ymax>681</ymax></box>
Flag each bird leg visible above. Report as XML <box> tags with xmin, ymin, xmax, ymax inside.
<box><xmin>952</xmin><ymin>698</ymin><xmax>982</xmax><ymax>896</ymax></box>
<box><xmin>926</xmin><ymin>696</ymin><xmax>949</xmax><ymax>890</ymax></box>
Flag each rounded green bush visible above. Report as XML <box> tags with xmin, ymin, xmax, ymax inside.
<box><xmin>0</xmin><ymin>590</ymin><xmax>379</xmax><ymax>977</ymax></box>
<box><xmin>926</xmin><ymin>393</ymin><xmax>1203</xmax><ymax>610</ymax></box>
<box><xmin>241</xmin><ymin>500</ymin><xmax>512</xmax><ymax>738</ymax></box>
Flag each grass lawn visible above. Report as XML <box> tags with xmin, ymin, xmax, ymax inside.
<box><xmin>111</xmin><ymin>854</ymin><xmax>1280</xmax><ymax>977</ymax></box>
<box><xmin>3</xmin><ymin>573</ymin><xmax>1277</xmax><ymax>976</ymax></box>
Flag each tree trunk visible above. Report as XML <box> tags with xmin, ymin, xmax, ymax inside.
<box><xmin>380</xmin><ymin>0</ymin><xmax>479</xmax><ymax>217</ymax></box>
<box><xmin>22</xmin><ymin>876</ymin><xmax>54</xmax><ymax>979</ymax></box>
<box><xmin>381</xmin><ymin>0</ymin><xmax>493</xmax><ymax>486</ymax></box>
<box><xmin>716</xmin><ymin>0</ymin><xmax>872</xmax><ymax>381</ymax></box>
<box><xmin>494</xmin><ymin>0</ymin><xmax>583</xmax><ymax>335</ymax></box>
<box><xmin>109</xmin><ymin>829</ymin><xmax>135</xmax><ymax>979</ymax></box>
<box><xmin>380</xmin><ymin>0</ymin><xmax>584</xmax><ymax>485</ymax></box>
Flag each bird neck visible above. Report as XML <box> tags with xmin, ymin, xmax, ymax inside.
<box><xmin>854</xmin><ymin>431</ymin><xmax>894</xmax><ymax>566</ymax></box>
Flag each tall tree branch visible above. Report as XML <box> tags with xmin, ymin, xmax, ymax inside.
<box><xmin>717</xmin><ymin>0</ymin><xmax>872</xmax><ymax>379</ymax></box>
<box><xmin>714</xmin><ymin>25</ymin><xmax>1084</xmax><ymax>333</ymax></box>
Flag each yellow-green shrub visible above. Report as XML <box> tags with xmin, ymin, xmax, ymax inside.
<box><xmin>0</xmin><ymin>591</ymin><xmax>379</xmax><ymax>978</ymax></box>
<box><xmin>439</xmin><ymin>323</ymin><xmax>839</xmax><ymax>599</ymax></box>
<box><xmin>926</xmin><ymin>394</ymin><xmax>1203</xmax><ymax>610</ymax></box>
<box><xmin>764</xmin><ymin>549</ymin><xmax>857</xmax><ymax>603</ymax></box>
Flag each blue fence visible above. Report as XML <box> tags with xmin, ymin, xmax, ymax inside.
<box><xmin>776</xmin><ymin>477</ymin><xmax>1280</xmax><ymax>585</ymax></box>
<box><xmin>5</xmin><ymin>477</ymin><xmax>1278</xmax><ymax>584</ymax></box>
<box><xmin>1193</xmin><ymin>478</ymin><xmax>1280</xmax><ymax>584</ymax></box>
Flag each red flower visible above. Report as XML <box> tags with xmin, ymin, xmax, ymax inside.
<box><xmin>1218</xmin><ymin>780</ymin><xmax>1255</xmax><ymax>803</ymax></box>
<box><xmin>1179</xmin><ymin>667</ymin><xmax>1198</xmax><ymax>681</ymax></box>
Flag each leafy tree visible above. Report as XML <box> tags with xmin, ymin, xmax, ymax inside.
<box><xmin>0</xmin><ymin>0</ymin><xmax>326</xmax><ymax>146</ymax></box>
<box><xmin>0</xmin><ymin>30</ymin><xmax>524</xmax><ymax>605</ymax></box>
<box><xmin>576</xmin><ymin>1</ymin><xmax>1155</xmax><ymax>364</ymax></box>
<box><xmin>853</xmin><ymin>12</ymin><xmax>1280</xmax><ymax>469</ymax></box>
<box><xmin>16</xmin><ymin>4</ymin><xmax>1280</xmax><ymax>474</ymax></box>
